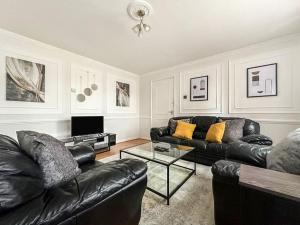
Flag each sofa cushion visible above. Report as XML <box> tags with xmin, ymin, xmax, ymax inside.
<box><xmin>173</xmin><ymin>121</ymin><xmax>196</xmax><ymax>140</ymax></box>
<box><xmin>17</xmin><ymin>131</ymin><xmax>81</xmax><ymax>188</ymax></box>
<box><xmin>267</xmin><ymin>128</ymin><xmax>300</xmax><ymax>175</ymax></box>
<box><xmin>157</xmin><ymin>135</ymin><xmax>185</xmax><ymax>145</ymax></box>
<box><xmin>76</xmin><ymin>159</ymin><xmax>147</xmax><ymax>210</ymax></box>
<box><xmin>168</xmin><ymin>117</ymin><xmax>191</xmax><ymax>135</ymax></box>
<box><xmin>206</xmin><ymin>122</ymin><xmax>226</xmax><ymax>144</ymax></box>
<box><xmin>192</xmin><ymin>116</ymin><xmax>219</xmax><ymax>133</ymax></box>
<box><xmin>184</xmin><ymin>139</ymin><xmax>207</xmax><ymax>150</ymax></box>
<box><xmin>206</xmin><ymin>143</ymin><xmax>229</xmax><ymax>156</ymax></box>
<box><xmin>222</xmin><ymin>119</ymin><xmax>245</xmax><ymax>143</ymax></box>
<box><xmin>0</xmin><ymin>134</ymin><xmax>44</xmax><ymax>213</ymax></box>
<box><xmin>219</xmin><ymin>117</ymin><xmax>260</xmax><ymax>136</ymax></box>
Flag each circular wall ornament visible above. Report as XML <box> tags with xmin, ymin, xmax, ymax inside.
<box><xmin>84</xmin><ymin>71</ymin><xmax>92</xmax><ymax>96</ymax></box>
<box><xmin>77</xmin><ymin>94</ymin><xmax>85</xmax><ymax>102</ymax></box>
<box><xmin>127</xmin><ymin>0</ymin><xmax>153</xmax><ymax>21</ymax></box>
<box><xmin>77</xmin><ymin>76</ymin><xmax>86</xmax><ymax>102</ymax></box>
<box><xmin>91</xmin><ymin>74</ymin><xmax>98</xmax><ymax>91</ymax></box>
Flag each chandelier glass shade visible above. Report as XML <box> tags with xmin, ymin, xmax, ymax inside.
<box><xmin>132</xmin><ymin>10</ymin><xmax>151</xmax><ymax>37</ymax></box>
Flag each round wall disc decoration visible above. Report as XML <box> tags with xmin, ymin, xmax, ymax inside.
<box><xmin>84</xmin><ymin>71</ymin><xmax>92</xmax><ymax>96</ymax></box>
<box><xmin>77</xmin><ymin>76</ymin><xmax>86</xmax><ymax>102</ymax></box>
<box><xmin>91</xmin><ymin>74</ymin><xmax>98</xmax><ymax>91</ymax></box>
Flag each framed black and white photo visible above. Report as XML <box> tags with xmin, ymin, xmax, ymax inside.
<box><xmin>6</xmin><ymin>56</ymin><xmax>46</xmax><ymax>103</ymax></box>
<box><xmin>116</xmin><ymin>81</ymin><xmax>130</xmax><ymax>107</ymax></box>
<box><xmin>190</xmin><ymin>75</ymin><xmax>208</xmax><ymax>101</ymax></box>
<box><xmin>247</xmin><ymin>63</ymin><xmax>277</xmax><ymax>98</ymax></box>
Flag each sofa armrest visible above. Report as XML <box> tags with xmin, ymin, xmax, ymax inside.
<box><xmin>226</xmin><ymin>141</ymin><xmax>272</xmax><ymax>168</ymax></box>
<box><xmin>150</xmin><ymin>127</ymin><xmax>169</xmax><ymax>140</ymax></box>
<box><xmin>211</xmin><ymin>160</ymin><xmax>241</xmax><ymax>184</ymax></box>
<box><xmin>240</xmin><ymin>134</ymin><xmax>273</xmax><ymax>146</ymax></box>
<box><xmin>68</xmin><ymin>143</ymin><xmax>96</xmax><ymax>166</ymax></box>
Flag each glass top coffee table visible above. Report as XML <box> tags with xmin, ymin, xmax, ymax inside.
<box><xmin>120</xmin><ymin>141</ymin><xmax>196</xmax><ymax>205</ymax></box>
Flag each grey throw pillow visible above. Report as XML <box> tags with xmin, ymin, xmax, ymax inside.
<box><xmin>169</xmin><ymin>119</ymin><xmax>177</xmax><ymax>135</ymax></box>
<box><xmin>267</xmin><ymin>128</ymin><xmax>300</xmax><ymax>175</ymax></box>
<box><xmin>222</xmin><ymin>119</ymin><xmax>245</xmax><ymax>143</ymax></box>
<box><xmin>169</xmin><ymin>118</ymin><xmax>191</xmax><ymax>135</ymax></box>
<box><xmin>17</xmin><ymin>131</ymin><xmax>81</xmax><ymax>188</ymax></box>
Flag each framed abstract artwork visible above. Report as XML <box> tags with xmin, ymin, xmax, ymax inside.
<box><xmin>190</xmin><ymin>75</ymin><xmax>208</xmax><ymax>101</ymax></box>
<box><xmin>6</xmin><ymin>56</ymin><xmax>46</xmax><ymax>103</ymax></box>
<box><xmin>247</xmin><ymin>63</ymin><xmax>277</xmax><ymax>98</ymax></box>
<box><xmin>116</xmin><ymin>81</ymin><xmax>130</xmax><ymax>107</ymax></box>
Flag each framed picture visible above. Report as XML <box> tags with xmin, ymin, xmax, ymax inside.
<box><xmin>116</xmin><ymin>81</ymin><xmax>130</xmax><ymax>107</ymax></box>
<box><xmin>190</xmin><ymin>75</ymin><xmax>208</xmax><ymax>101</ymax></box>
<box><xmin>247</xmin><ymin>63</ymin><xmax>277</xmax><ymax>98</ymax></box>
<box><xmin>6</xmin><ymin>56</ymin><xmax>46</xmax><ymax>103</ymax></box>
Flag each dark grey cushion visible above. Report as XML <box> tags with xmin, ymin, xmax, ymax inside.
<box><xmin>267</xmin><ymin>129</ymin><xmax>300</xmax><ymax>175</ymax></box>
<box><xmin>17</xmin><ymin>131</ymin><xmax>81</xmax><ymax>188</ymax></box>
<box><xmin>222</xmin><ymin>119</ymin><xmax>245</xmax><ymax>143</ymax></box>
<box><xmin>169</xmin><ymin>118</ymin><xmax>191</xmax><ymax>135</ymax></box>
<box><xmin>169</xmin><ymin>119</ymin><xmax>177</xmax><ymax>135</ymax></box>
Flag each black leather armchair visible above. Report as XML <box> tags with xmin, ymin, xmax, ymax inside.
<box><xmin>211</xmin><ymin>141</ymin><xmax>272</xmax><ymax>225</ymax></box>
<box><xmin>0</xmin><ymin>134</ymin><xmax>147</xmax><ymax>225</ymax></box>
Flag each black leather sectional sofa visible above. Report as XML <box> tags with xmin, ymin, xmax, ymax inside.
<box><xmin>151</xmin><ymin>116</ymin><xmax>272</xmax><ymax>165</ymax></box>
<box><xmin>0</xmin><ymin>134</ymin><xmax>147</xmax><ymax>225</ymax></box>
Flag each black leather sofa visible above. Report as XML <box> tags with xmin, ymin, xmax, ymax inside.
<box><xmin>211</xmin><ymin>141</ymin><xmax>300</xmax><ymax>225</ymax></box>
<box><xmin>0</xmin><ymin>134</ymin><xmax>147</xmax><ymax>225</ymax></box>
<box><xmin>150</xmin><ymin>116</ymin><xmax>272</xmax><ymax>165</ymax></box>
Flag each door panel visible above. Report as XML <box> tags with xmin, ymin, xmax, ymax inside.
<box><xmin>151</xmin><ymin>77</ymin><xmax>174</xmax><ymax>128</ymax></box>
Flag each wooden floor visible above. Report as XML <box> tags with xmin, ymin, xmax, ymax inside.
<box><xmin>95</xmin><ymin>138</ymin><xmax>150</xmax><ymax>160</ymax></box>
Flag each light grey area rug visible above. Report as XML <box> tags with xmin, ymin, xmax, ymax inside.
<box><xmin>100</xmin><ymin>155</ymin><xmax>214</xmax><ymax>225</ymax></box>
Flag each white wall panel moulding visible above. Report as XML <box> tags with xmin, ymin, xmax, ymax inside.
<box><xmin>179</xmin><ymin>64</ymin><xmax>222</xmax><ymax>114</ymax></box>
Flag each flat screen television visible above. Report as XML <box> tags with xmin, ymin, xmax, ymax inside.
<box><xmin>71</xmin><ymin>116</ymin><xmax>104</xmax><ymax>136</ymax></box>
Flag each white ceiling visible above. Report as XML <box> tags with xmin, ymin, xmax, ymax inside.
<box><xmin>0</xmin><ymin>0</ymin><xmax>300</xmax><ymax>74</ymax></box>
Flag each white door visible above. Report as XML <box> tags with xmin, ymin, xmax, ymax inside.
<box><xmin>151</xmin><ymin>77</ymin><xmax>174</xmax><ymax>128</ymax></box>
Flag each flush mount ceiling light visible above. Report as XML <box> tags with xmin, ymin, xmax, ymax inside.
<box><xmin>127</xmin><ymin>0</ymin><xmax>153</xmax><ymax>37</ymax></box>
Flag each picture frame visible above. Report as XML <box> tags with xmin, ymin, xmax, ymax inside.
<box><xmin>116</xmin><ymin>81</ymin><xmax>130</xmax><ymax>107</ymax></box>
<box><xmin>190</xmin><ymin>75</ymin><xmax>208</xmax><ymax>101</ymax></box>
<box><xmin>247</xmin><ymin>63</ymin><xmax>277</xmax><ymax>98</ymax></box>
<box><xmin>6</xmin><ymin>56</ymin><xmax>46</xmax><ymax>103</ymax></box>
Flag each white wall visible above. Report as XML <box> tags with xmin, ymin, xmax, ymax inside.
<box><xmin>0</xmin><ymin>29</ymin><xmax>140</xmax><ymax>142</ymax></box>
<box><xmin>140</xmin><ymin>33</ymin><xmax>300</xmax><ymax>144</ymax></box>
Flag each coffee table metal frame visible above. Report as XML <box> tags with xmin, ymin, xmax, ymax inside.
<box><xmin>120</xmin><ymin>145</ymin><xmax>196</xmax><ymax>205</ymax></box>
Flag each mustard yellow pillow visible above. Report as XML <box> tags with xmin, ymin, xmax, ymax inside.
<box><xmin>173</xmin><ymin>121</ymin><xmax>196</xmax><ymax>140</ymax></box>
<box><xmin>205</xmin><ymin>122</ymin><xmax>226</xmax><ymax>144</ymax></box>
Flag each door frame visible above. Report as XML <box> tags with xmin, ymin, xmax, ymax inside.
<box><xmin>150</xmin><ymin>76</ymin><xmax>175</xmax><ymax>128</ymax></box>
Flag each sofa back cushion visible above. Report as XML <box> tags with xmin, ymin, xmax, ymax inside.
<box><xmin>222</xmin><ymin>119</ymin><xmax>245</xmax><ymax>143</ymax></box>
<box><xmin>0</xmin><ymin>134</ymin><xmax>44</xmax><ymax>213</ymax></box>
<box><xmin>168</xmin><ymin>117</ymin><xmax>192</xmax><ymax>135</ymax></box>
<box><xmin>219</xmin><ymin>117</ymin><xmax>260</xmax><ymax>136</ymax></box>
<box><xmin>17</xmin><ymin>131</ymin><xmax>81</xmax><ymax>189</ymax></box>
<box><xmin>192</xmin><ymin>116</ymin><xmax>219</xmax><ymax>133</ymax></box>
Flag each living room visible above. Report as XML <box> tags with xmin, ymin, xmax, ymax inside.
<box><xmin>0</xmin><ymin>1</ymin><xmax>299</xmax><ymax>225</ymax></box>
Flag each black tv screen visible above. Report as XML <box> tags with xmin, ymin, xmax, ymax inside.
<box><xmin>71</xmin><ymin>116</ymin><xmax>104</xmax><ymax>136</ymax></box>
